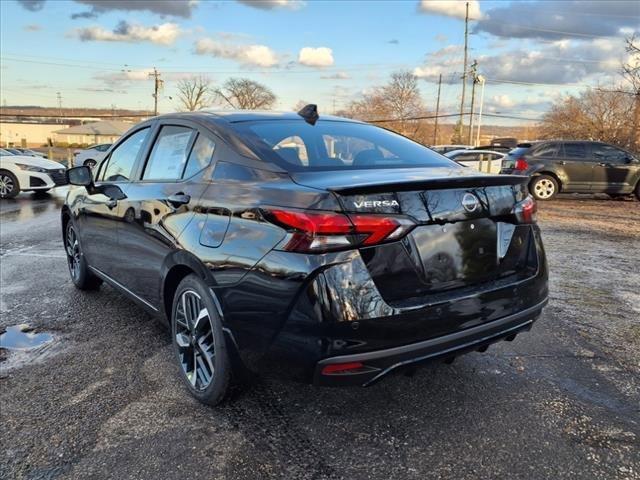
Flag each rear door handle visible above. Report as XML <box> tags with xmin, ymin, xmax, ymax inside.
<box><xmin>167</xmin><ymin>193</ymin><xmax>191</xmax><ymax>207</ymax></box>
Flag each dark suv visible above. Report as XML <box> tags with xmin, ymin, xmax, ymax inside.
<box><xmin>500</xmin><ymin>140</ymin><xmax>640</xmax><ymax>200</ymax></box>
<box><xmin>62</xmin><ymin>109</ymin><xmax>548</xmax><ymax>405</ymax></box>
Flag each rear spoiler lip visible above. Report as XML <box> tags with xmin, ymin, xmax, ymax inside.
<box><xmin>327</xmin><ymin>174</ymin><xmax>529</xmax><ymax>195</ymax></box>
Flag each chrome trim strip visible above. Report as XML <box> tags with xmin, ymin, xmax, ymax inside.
<box><xmin>89</xmin><ymin>266</ymin><xmax>158</xmax><ymax>312</ymax></box>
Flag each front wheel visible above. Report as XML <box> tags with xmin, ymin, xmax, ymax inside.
<box><xmin>172</xmin><ymin>275</ymin><xmax>231</xmax><ymax>406</ymax></box>
<box><xmin>84</xmin><ymin>159</ymin><xmax>97</xmax><ymax>168</ymax></box>
<box><xmin>530</xmin><ymin>175</ymin><xmax>558</xmax><ymax>201</ymax></box>
<box><xmin>0</xmin><ymin>171</ymin><xmax>20</xmax><ymax>199</ymax></box>
<box><xmin>65</xmin><ymin>222</ymin><xmax>102</xmax><ymax>290</ymax></box>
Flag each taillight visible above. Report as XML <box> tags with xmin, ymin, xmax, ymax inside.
<box><xmin>264</xmin><ymin>209</ymin><xmax>415</xmax><ymax>253</ymax></box>
<box><xmin>512</xmin><ymin>195</ymin><xmax>537</xmax><ymax>224</ymax></box>
<box><xmin>514</xmin><ymin>156</ymin><xmax>529</xmax><ymax>171</ymax></box>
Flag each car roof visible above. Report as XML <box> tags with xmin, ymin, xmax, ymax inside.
<box><xmin>154</xmin><ymin>110</ymin><xmax>363</xmax><ymax>125</ymax></box>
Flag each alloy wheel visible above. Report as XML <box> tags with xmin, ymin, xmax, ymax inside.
<box><xmin>534</xmin><ymin>178</ymin><xmax>555</xmax><ymax>199</ymax></box>
<box><xmin>174</xmin><ymin>290</ymin><xmax>216</xmax><ymax>391</ymax></box>
<box><xmin>0</xmin><ymin>174</ymin><xmax>14</xmax><ymax>197</ymax></box>
<box><xmin>65</xmin><ymin>224</ymin><xmax>81</xmax><ymax>280</ymax></box>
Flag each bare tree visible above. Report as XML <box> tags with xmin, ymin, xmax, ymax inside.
<box><xmin>341</xmin><ymin>71</ymin><xmax>432</xmax><ymax>143</ymax></box>
<box><xmin>382</xmin><ymin>71</ymin><xmax>424</xmax><ymax>127</ymax></box>
<box><xmin>621</xmin><ymin>35</ymin><xmax>640</xmax><ymax>151</ymax></box>
<box><xmin>540</xmin><ymin>88</ymin><xmax>635</xmax><ymax>149</ymax></box>
<box><xmin>176</xmin><ymin>76</ymin><xmax>213</xmax><ymax>112</ymax></box>
<box><xmin>214</xmin><ymin>78</ymin><xmax>277</xmax><ymax>110</ymax></box>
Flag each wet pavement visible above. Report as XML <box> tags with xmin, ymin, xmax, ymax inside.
<box><xmin>0</xmin><ymin>189</ymin><xmax>639</xmax><ymax>480</ymax></box>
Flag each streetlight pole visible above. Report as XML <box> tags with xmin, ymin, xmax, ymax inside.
<box><xmin>475</xmin><ymin>75</ymin><xmax>486</xmax><ymax>148</ymax></box>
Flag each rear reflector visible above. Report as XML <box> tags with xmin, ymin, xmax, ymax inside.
<box><xmin>321</xmin><ymin>362</ymin><xmax>364</xmax><ymax>375</ymax></box>
<box><xmin>265</xmin><ymin>208</ymin><xmax>415</xmax><ymax>253</ymax></box>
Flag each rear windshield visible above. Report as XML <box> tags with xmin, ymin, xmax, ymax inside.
<box><xmin>507</xmin><ymin>147</ymin><xmax>531</xmax><ymax>157</ymax></box>
<box><xmin>233</xmin><ymin>120</ymin><xmax>457</xmax><ymax>171</ymax></box>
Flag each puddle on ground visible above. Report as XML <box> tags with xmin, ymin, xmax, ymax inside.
<box><xmin>0</xmin><ymin>324</ymin><xmax>54</xmax><ymax>351</ymax></box>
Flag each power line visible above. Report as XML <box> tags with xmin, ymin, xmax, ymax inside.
<box><xmin>369</xmin><ymin>111</ymin><xmax>542</xmax><ymax>124</ymax></box>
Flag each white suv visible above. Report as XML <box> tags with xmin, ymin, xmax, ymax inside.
<box><xmin>73</xmin><ymin>144</ymin><xmax>112</xmax><ymax>168</ymax></box>
<box><xmin>0</xmin><ymin>149</ymin><xmax>67</xmax><ymax>199</ymax></box>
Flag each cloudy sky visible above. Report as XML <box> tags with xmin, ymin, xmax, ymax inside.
<box><xmin>0</xmin><ymin>0</ymin><xmax>638</xmax><ymax>123</ymax></box>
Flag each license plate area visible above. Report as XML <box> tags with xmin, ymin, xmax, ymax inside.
<box><xmin>411</xmin><ymin>218</ymin><xmax>498</xmax><ymax>291</ymax></box>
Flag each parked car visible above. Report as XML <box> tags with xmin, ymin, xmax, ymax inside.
<box><xmin>431</xmin><ymin>144</ymin><xmax>474</xmax><ymax>154</ymax></box>
<box><xmin>73</xmin><ymin>143</ymin><xmax>112</xmax><ymax>168</ymax></box>
<box><xmin>14</xmin><ymin>148</ymin><xmax>47</xmax><ymax>158</ymax></box>
<box><xmin>500</xmin><ymin>140</ymin><xmax>640</xmax><ymax>200</ymax></box>
<box><xmin>444</xmin><ymin>149</ymin><xmax>505</xmax><ymax>173</ymax></box>
<box><xmin>4</xmin><ymin>148</ymin><xmax>23</xmax><ymax>156</ymax></box>
<box><xmin>0</xmin><ymin>151</ymin><xmax>67</xmax><ymax>199</ymax></box>
<box><xmin>62</xmin><ymin>108</ymin><xmax>548</xmax><ymax>405</ymax></box>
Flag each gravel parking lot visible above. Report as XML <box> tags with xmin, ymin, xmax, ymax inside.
<box><xmin>1</xmin><ymin>191</ymin><xmax>638</xmax><ymax>480</ymax></box>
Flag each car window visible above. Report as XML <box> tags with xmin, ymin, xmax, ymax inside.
<box><xmin>183</xmin><ymin>134</ymin><xmax>216</xmax><ymax>179</ymax></box>
<box><xmin>96</xmin><ymin>144</ymin><xmax>111</xmax><ymax>152</ymax></box>
<box><xmin>592</xmin><ymin>144</ymin><xmax>629</xmax><ymax>164</ymax></box>
<box><xmin>562</xmin><ymin>142</ymin><xmax>587</xmax><ymax>159</ymax></box>
<box><xmin>532</xmin><ymin>143</ymin><xmax>559</xmax><ymax>158</ymax></box>
<box><xmin>234</xmin><ymin>120</ymin><xmax>456</xmax><ymax>171</ymax></box>
<box><xmin>490</xmin><ymin>153</ymin><xmax>503</xmax><ymax>161</ymax></box>
<box><xmin>507</xmin><ymin>147</ymin><xmax>530</xmax><ymax>158</ymax></box>
<box><xmin>101</xmin><ymin>128</ymin><xmax>150</xmax><ymax>182</ymax></box>
<box><xmin>143</xmin><ymin>126</ymin><xmax>195</xmax><ymax>181</ymax></box>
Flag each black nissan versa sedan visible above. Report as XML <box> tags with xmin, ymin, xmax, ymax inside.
<box><xmin>62</xmin><ymin>107</ymin><xmax>548</xmax><ymax>405</ymax></box>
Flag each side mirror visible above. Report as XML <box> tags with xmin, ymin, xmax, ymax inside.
<box><xmin>67</xmin><ymin>166</ymin><xmax>93</xmax><ymax>186</ymax></box>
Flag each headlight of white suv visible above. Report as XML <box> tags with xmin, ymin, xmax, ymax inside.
<box><xmin>14</xmin><ymin>163</ymin><xmax>47</xmax><ymax>173</ymax></box>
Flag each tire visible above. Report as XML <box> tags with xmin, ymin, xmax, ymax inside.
<box><xmin>65</xmin><ymin>221</ymin><xmax>102</xmax><ymax>290</ymax></box>
<box><xmin>84</xmin><ymin>159</ymin><xmax>97</xmax><ymax>168</ymax></box>
<box><xmin>171</xmin><ymin>274</ymin><xmax>231</xmax><ymax>406</ymax></box>
<box><xmin>0</xmin><ymin>170</ymin><xmax>20</xmax><ymax>199</ymax></box>
<box><xmin>530</xmin><ymin>174</ymin><xmax>558</xmax><ymax>201</ymax></box>
<box><xmin>635</xmin><ymin>182</ymin><xmax>640</xmax><ymax>201</ymax></box>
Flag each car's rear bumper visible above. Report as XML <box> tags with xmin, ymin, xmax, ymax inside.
<box><xmin>314</xmin><ymin>298</ymin><xmax>547</xmax><ymax>386</ymax></box>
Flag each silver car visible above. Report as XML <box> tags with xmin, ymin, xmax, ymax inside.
<box><xmin>73</xmin><ymin>144</ymin><xmax>112</xmax><ymax>168</ymax></box>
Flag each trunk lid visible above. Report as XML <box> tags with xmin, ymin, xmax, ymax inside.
<box><xmin>292</xmin><ymin>168</ymin><xmax>537</xmax><ymax>304</ymax></box>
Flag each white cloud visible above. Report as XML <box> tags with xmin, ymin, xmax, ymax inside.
<box><xmin>236</xmin><ymin>0</ymin><xmax>305</xmax><ymax>10</ymax></box>
<box><xmin>419</xmin><ymin>0</ymin><xmax>482</xmax><ymax>20</ymax></box>
<box><xmin>195</xmin><ymin>38</ymin><xmax>278</xmax><ymax>67</ymax></box>
<box><xmin>298</xmin><ymin>47</ymin><xmax>334</xmax><ymax>67</ymax></box>
<box><xmin>491</xmin><ymin>95</ymin><xmax>515</xmax><ymax>109</ymax></box>
<box><xmin>321</xmin><ymin>71</ymin><xmax>350</xmax><ymax>80</ymax></box>
<box><xmin>413</xmin><ymin>37</ymin><xmax>629</xmax><ymax>85</ymax></box>
<box><xmin>75</xmin><ymin>21</ymin><xmax>181</xmax><ymax>45</ymax></box>
<box><xmin>95</xmin><ymin>69</ymin><xmax>195</xmax><ymax>85</ymax></box>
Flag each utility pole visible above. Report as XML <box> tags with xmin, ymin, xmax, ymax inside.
<box><xmin>148</xmin><ymin>67</ymin><xmax>163</xmax><ymax>116</ymax></box>
<box><xmin>56</xmin><ymin>92</ymin><xmax>63</xmax><ymax>123</ymax></box>
<box><xmin>457</xmin><ymin>1</ymin><xmax>470</xmax><ymax>143</ymax></box>
<box><xmin>468</xmin><ymin>60</ymin><xmax>478</xmax><ymax>145</ymax></box>
<box><xmin>433</xmin><ymin>73</ymin><xmax>442</xmax><ymax>145</ymax></box>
